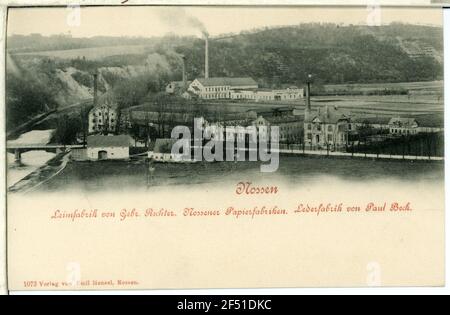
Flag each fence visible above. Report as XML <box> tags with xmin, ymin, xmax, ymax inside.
<box><xmin>280</xmin><ymin>133</ymin><xmax>444</xmax><ymax>159</ymax></box>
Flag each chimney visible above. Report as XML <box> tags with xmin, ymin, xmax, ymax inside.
<box><xmin>306</xmin><ymin>75</ymin><xmax>312</xmax><ymax>111</ymax></box>
<box><xmin>204</xmin><ymin>35</ymin><xmax>209</xmax><ymax>79</ymax></box>
<box><xmin>304</xmin><ymin>74</ymin><xmax>312</xmax><ymax>121</ymax></box>
<box><xmin>93</xmin><ymin>71</ymin><xmax>98</xmax><ymax>107</ymax></box>
<box><xmin>182</xmin><ymin>55</ymin><xmax>187</xmax><ymax>88</ymax></box>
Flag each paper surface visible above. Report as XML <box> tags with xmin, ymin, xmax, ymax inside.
<box><xmin>4</xmin><ymin>4</ymin><xmax>446</xmax><ymax>291</ymax></box>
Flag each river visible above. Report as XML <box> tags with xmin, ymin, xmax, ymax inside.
<box><xmin>32</xmin><ymin>155</ymin><xmax>444</xmax><ymax>193</ymax></box>
<box><xmin>7</xmin><ymin>130</ymin><xmax>55</xmax><ymax>188</ymax></box>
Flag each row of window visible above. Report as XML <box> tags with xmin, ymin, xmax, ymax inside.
<box><xmin>306</xmin><ymin>134</ymin><xmax>343</xmax><ymax>142</ymax></box>
<box><xmin>91</xmin><ymin>126</ymin><xmax>116</xmax><ymax>131</ymax></box>
<box><xmin>306</xmin><ymin>124</ymin><xmax>333</xmax><ymax>132</ymax></box>
<box><xmin>231</xmin><ymin>94</ymin><xmax>301</xmax><ymax>100</ymax></box>
<box><xmin>92</xmin><ymin>119</ymin><xmax>115</xmax><ymax>123</ymax></box>
<box><xmin>93</xmin><ymin>111</ymin><xmax>115</xmax><ymax>115</ymax></box>
<box><xmin>201</xmin><ymin>92</ymin><xmax>301</xmax><ymax>101</ymax></box>
<box><xmin>232</xmin><ymin>94</ymin><xmax>254</xmax><ymax>99</ymax></box>
<box><xmin>153</xmin><ymin>155</ymin><xmax>176</xmax><ymax>161</ymax></box>
<box><xmin>202</xmin><ymin>94</ymin><xmax>228</xmax><ymax>99</ymax></box>
<box><xmin>205</xmin><ymin>86</ymin><xmax>229</xmax><ymax>92</ymax></box>
<box><xmin>390</xmin><ymin>128</ymin><xmax>416</xmax><ymax>135</ymax></box>
<box><xmin>308</xmin><ymin>134</ymin><xmax>333</xmax><ymax>142</ymax></box>
<box><xmin>306</xmin><ymin>124</ymin><xmax>352</xmax><ymax>131</ymax></box>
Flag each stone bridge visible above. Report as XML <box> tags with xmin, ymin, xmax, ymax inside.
<box><xmin>6</xmin><ymin>143</ymin><xmax>84</xmax><ymax>163</ymax></box>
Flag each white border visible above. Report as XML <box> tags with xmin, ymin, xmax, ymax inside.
<box><xmin>0</xmin><ymin>5</ymin><xmax>6</xmax><ymax>297</ymax></box>
<box><xmin>2</xmin><ymin>2</ymin><xmax>449</xmax><ymax>295</ymax></box>
<box><xmin>1</xmin><ymin>1</ymin><xmax>445</xmax><ymax>7</ymax></box>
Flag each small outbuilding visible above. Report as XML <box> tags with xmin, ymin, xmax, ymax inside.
<box><xmin>87</xmin><ymin>135</ymin><xmax>130</xmax><ymax>160</ymax></box>
<box><xmin>148</xmin><ymin>139</ymin><xmax>185</xmax><ymax>162</ymax></box>
<box><xmin>388</xmin><ymin>117</ymin><xmax>419</xmax><ymax>135</ymax></box>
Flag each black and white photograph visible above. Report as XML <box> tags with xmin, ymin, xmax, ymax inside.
<box><xmin>3</xmin><ymin>3</ymin><xmax>447</xmax><ymax>294</ymax></box>
<box><xmin>5</xmin><ymin>5</ymin><xmax>444</xmax><ymax>193</ymax></box>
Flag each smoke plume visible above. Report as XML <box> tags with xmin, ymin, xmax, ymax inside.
<box><xmin>159</xmin><ymin>8</ymin><xmax>209</xmax><ymax>36</ymax></box>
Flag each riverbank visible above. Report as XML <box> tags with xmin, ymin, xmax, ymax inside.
<box><xmin>8</xmin><ymin>151</ymin><xmax>71</xmax><ymax>193</ymax></box>
<box><xmin>25</xmin><ymin>154</ymin><xmax>444</xmax><ymax>194</ymax></box>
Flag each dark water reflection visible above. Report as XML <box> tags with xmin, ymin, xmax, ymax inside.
<box><xmin>37</xmin><ymin>155</ymin><xmax>444</xmax><ymax>193</ymax></box>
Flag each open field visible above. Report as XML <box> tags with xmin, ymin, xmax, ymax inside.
<box><xmin>11</xmin><ymin>45</ymin><xmax>151</xmax><ymax>60</ymax></box>
<box><xmin>206</xmin><ymin>93</ymin><xmax>443</xmax><ymax>118</ymax></box>
<box><xmin>130</xmin><ymin>92</ymin><xmax>443</xmax><ymax>129</ymax></box>
<box><xmin>323</xmin><ymin>81</ymin><xmax>444</xmax><ymax>94</ymax></box>
<box><xmin>311</xmin><ymin>95</ymin><xmax>443</xmax><ymax>116</ymax></box>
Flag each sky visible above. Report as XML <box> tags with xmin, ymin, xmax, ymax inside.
<box><xmin>7</xmin><ymin>6</ymin><xmax>443</xmax><ymax>38</ymax></box>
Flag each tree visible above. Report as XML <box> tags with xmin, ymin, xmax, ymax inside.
<box><xmin>79</xmin><ymin>104</ymin><xmax>92</xmax><ymax>146</ymax></box>
<box><xmin>54</xmin><ymin>115</ymin><xmax>81</xmax><ymax>145</ymax></box>
<box><xmin>357</xmin><ymin>123</ymin><xmax>376</xmax><ymax>144</ymax></box>
<box><xmin>6</xmin><ymin>70</ymin><xmax>58</xmax><ymax>131</ymax></box>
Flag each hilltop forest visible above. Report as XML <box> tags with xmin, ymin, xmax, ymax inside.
<box><xmin>6</xmin><ymin>23</ymin><xmax>444</xmax><ymax>131</ymax></box>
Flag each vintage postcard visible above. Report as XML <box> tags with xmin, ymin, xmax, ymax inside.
<box><xmin>3</xmin><ymin>4</ymin><xmax>445</xmax><ymax>291</ymax></box>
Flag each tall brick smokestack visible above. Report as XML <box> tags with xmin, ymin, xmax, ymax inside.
<box><xmin>304</xmin><ymin>74</ymin><xmax>312</xmax><ymax>121</ymax></box>
<box><xmin>182</xmin><ymin>55</ymin><xmax>187</xmax><ymax>88</ymax></box>
<box><xmin>93</xmin><ymin>71</ymin><xmax>98</xmax><ymax>107</ymax></box>
<box><xmin>306</xmin><ymin>74</ymin><xmax>312</xmax><ymax>111</ymax></box>
<box><xmin>204</xmin><ymin>34</ymin><xmax>209</xmax><ymax>79</ymax></box>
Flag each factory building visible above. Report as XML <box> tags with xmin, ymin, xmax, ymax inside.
<box><xmin>183</xmin><ymin>35</ymin><xmax>304</xmax><ymax>102</ymax></box>
<box><xmin>188</xmin><ymin>77</ymin><xmax>259</xmax><ymax>99</ymax></box>
<box><xmin>87</xmin><ymin>72</ymin><xmax>117</xmax><ymax>135</ymax></box>
<box><xmin>230</xmin><ymin>87</ymin><xmax>304</xmax><ymax>102</ymax></box>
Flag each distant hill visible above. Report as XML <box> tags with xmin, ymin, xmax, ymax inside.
<box><xmin>5</xmin><ymin>23</ymin><xmax>443</xmax><ymax>131</ymax></box>
<box><xmin>7</xmin><ymin>33</ymin><xmax>192</xmax><ymax>54</ymax></box>
<box><xmin>13</xmin><ymin>45</ymin><xmax>153</xmax><ymax>60</ymax></box>
<box><xmin>175</xmin><ymin>23</ymin><xmax>443</xmax><ymax>87</ymax></box>
<box><xmin>8</xmin><ymin>23</ymin><xmax>443</xmax><ymax>86</ymax></box>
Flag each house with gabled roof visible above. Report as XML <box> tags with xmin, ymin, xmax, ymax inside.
<box><xmin>88</xmin><ymin>92</ymin><xmax>118</xmax><ymax>135</ymax></box>
<box><xmin>388</xmin><ymin>117</ymin><xmax>419</xmax><ymax>135</ymax></box>
<box><xmin>304</xmin><ymin>105</ymin><xmax>351</xmax><ymax>148</ymax></box>
<box><xmin>86</xmin><ymin>135</ymin><xmax>130</xmax><ymax>160</ymax></box>
<box><xmin>166</xmin><ymin>80</ymin><xmax>192</xmax><ymax>94</ymax></box>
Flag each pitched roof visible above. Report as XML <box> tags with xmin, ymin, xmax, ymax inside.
<box><xmin>87</xmin><ymin>135</ymin><xmax>130</xmax><ymax>147</ymax></box>
<box><xmin>255</xmin><ymin>107</ymin><xmax>293</xmax><ymax>115</ymax></box>
<box><xmin>89</xmin><ymin>103</ymin><xmax>115</xmax><ymax>114</ymax></box>
<box><xmin>130</xmin><ymin>111</ymin><xmax>191</xmax><ymax>125</ymax></box>
<box><xmin>265</xmin><ymin>115</ymin><xmax>303</xmax><ymax>124</ymax></box>
<box><xmin>388</xmin><ymin>117</ymin><xmax>418</xmax><ymax>127</ymax></box>
<box><xmin>169</xmin><ymin>80</ymin><xmax>191</xmax><ymax>86</ymax></box>
<box><xmin>306</xmin><ymin>106</ymin><xmax>349</xmax><ymax>124</ymax></box>
<box><xmin>353</xmin><ymin>116</ymin><xmax>391</xmax><ymax>125</ymax></box>
<box><xmin>196</xmin><ymin>77</ymin><xmax>258</xmax><ymax>87</ymax></box>
<box><xmin>168</xmin><ymin>81</ymin><xmax>192</xmax><ymax>88</ymax></box>
<box><xmin>96</xmin><ymin>91</ymin><xmax>117</xmax><ymax>109</ymax></box>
